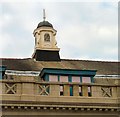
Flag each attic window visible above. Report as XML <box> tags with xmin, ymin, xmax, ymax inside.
<box><xmin>40</xmin><ymin>68</ymin><xmax>97</xmax><ymax>83</ymax></box>
<box><xmin>82</xmin><ymin>77</ymin><xmax>91</xmax><ymax>83</ymax></box>
<box><xmin>72</xmin><ymin>76</ymin><xmax>80</xmax><ymax>82</ymax></box>
<box><xmin>59</xmin><ymin>76</ymin><xmax>68</xmax><ymax>82</ymax></box>
<box><xmin>49</xmin><ymin>75</ymin><xmax>58</xmax><ymax>82</ymax></box>
<box><xmin>0</xmin><ymin>66</ymin><xmax>6</xmax><ymax>79</ymax></box>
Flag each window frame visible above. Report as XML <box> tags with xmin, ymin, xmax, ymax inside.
<box><xmin>44</xmin><ymin>33</ymin><xmax>50</xmax><ymax>42</ymax></box>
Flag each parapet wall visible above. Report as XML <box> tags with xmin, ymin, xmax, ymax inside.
<box><xmin>0</xmin><ymin>74</ymin><xmax>120</xmax><ymax>116</ymax></box>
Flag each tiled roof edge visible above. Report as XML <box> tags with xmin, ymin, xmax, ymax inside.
<box><xmin>61</xmin><ymin>59</ymin><xmax>119</xmax><ymax>63</ymax></box>
<box><xmin>0</xmin><ymin>58</ymin><xmax>31</xmax><ymax>60</ymax></box>
<box><xmin>0</xmin><ymin>58</ymin><xmax>119</xmax><ymax>63</ymax></box>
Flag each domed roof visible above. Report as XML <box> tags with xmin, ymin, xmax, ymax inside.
<box><xmin>37</xmin><ymin>21</ymin><xmax>53</xmax><ymax>28</ymax></box>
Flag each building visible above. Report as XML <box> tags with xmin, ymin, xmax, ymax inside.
<box><xmin>0</xmin><ymin>13</ymin><xmax>120</xmax><ymax>117</ymax></box>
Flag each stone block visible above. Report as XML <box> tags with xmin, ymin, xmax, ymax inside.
<box><xmin>22</xmin><ymin>83</ymin><xmax>34</xmax><ymax>95</ymax></box>
<box><xmin>50</xmin><ymin>84</ymin><xmax>60</xmax><ymax>96</ymax></box>
<box><xmin>73</xmin><ymin>85</ymin><xmax>79</xmax><ymax>96</ymax></box>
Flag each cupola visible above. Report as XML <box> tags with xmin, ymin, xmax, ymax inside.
<box><xmin>32</xmin><ymin>9</ymin><xmax>60</xmax><ymax>61</ymax></box>
<box><xmin>37</xmin><ymin>21</ymin><xmax>53</xmax><ymax>28</ymax></box>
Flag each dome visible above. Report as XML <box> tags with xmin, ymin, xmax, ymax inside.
<box><xmin>37</xmin><ymin>21</ymin><xmax>53</xmax><ymax>28</ymax></box>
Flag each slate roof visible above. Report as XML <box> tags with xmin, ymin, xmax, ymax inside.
<box><xmin>1</xmin><ymin>58</ymin><xmax>119</xmax><ymax>75</ymax></box>
<box><xmin>37</xmin><ymin>21</ymin><xmax>53</xmax><ymax>28</ymax></box>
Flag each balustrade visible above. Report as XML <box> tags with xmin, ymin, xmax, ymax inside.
<box><xmin>1</xmin><ymin>79</ymin><xmax>119</xmax><ymax>99</ymax></box>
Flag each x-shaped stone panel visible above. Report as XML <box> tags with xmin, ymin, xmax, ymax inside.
<box><xmin>39</xmin><ymin>85</ymin><xmax>49</xmax><ymax>95</ymax></box>
<box><xmin>5</xmin><ymin>83</ymin><xmax>16</xmax><ymax>94</ymax></box>
<box><xmin>101</xmin><ymin>87</ymin><xmax>112</xmax><ymax>97</ymax></box>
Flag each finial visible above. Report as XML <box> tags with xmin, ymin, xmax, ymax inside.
<box><xmin>43</xmin><ymin>9</ymin><xmax>46</xmax><ymax>21</ymax></box>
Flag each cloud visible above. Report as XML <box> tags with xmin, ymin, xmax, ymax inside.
<box><xmin>0</xmin><ymin>2</ymin><xmax>118</xmax><ymax>61</ymax></box>
<box><xmin>56</xmin><ymin>2</ymin><xmax>118</xmax><ymax>61</ymax></box>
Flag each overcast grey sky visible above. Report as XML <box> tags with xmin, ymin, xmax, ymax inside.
<box><xmin>0</xmin><ymin>0</ymin><xmax>118</xmax><ymax>61</ymax></box>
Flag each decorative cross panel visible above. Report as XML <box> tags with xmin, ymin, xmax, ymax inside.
<box><xmin>5</xmin><ymin>83</ymin><xmax>17</xmax><ymax>94</ymax></box>
<box><xmin>38</xmin><ymin>85</ymin><xmax>49</xmax><ymax>95</ymax></box>
<box><xmin>101</xmin><ymin>87</ymin><xmax>112</xmax><ymax>97</ymax></box>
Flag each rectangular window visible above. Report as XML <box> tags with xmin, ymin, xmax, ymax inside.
<box><xmin>49</xmin><ymin>75</ymin><xmax>58</xmax><ymax>82</ymax></box>
<box><xmin>88</xmin><ymin>86</ymin><xmax>92</xmax><ymax>96</ymax></box>
<box><xmin>82</xmin><ymin>77</ymin><xmax>91</xmax><ymax>83</ymax></box>
<box><xmin>79</xmin><ymin>86</ymin><xmax>82</xmax><ymax>96</ymax></box>
<box><xmin>70</xmin><ymin>85</ymin><xmax>73</xmax><ymax>96</ymax></box>
<box><xmin>60</xmin><ymin>85</ymin><xmax>63</xmax><ymax>96</ymax></box>
<box><xmin>59</xmin><ymin>76</ymin><xmax>68</xmax><ymax>82</ymax></box>
<box><xmin>72</xmin><ymin>76</ymin><xmax>80</xmax><ymax>82</ymax></box>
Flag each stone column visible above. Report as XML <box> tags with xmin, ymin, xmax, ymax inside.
<box><xmin>63</xmin><ymin>85</ymin><xmax>70</xmax><ymax>96</ymax></box>
<box><xmin>82</xmin><ymin>86</ymin><xmax>88</xmax><ymax>97</ymax></box>
<box><xmin>73</xmin><ymin>85</ymin><xmax>79</xmax><ymax>96</ymax></box>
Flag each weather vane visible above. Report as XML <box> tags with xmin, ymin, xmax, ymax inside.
<box><xmin>43</xmin><ymin>9</ymin><xmax>46</xmax><ymax>21</ymax></box>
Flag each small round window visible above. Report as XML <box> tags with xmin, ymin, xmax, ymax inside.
<box><xmin>44</xmin><ymin>33</ymin><xmax>50</xmax><ymax>42</ymax></box>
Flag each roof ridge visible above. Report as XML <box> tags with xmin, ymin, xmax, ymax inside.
<box><xmin>0</xmin><ymin>58</ymin><xmax>119</xmax><ymax>63</ymax></box>
<box><xmin>61</xmin><ymin>59</ymin><xmax>119</xmax><ymax>63</ymax></box>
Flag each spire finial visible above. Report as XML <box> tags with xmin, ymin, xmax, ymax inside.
<box><xmin>43</xmin><ymin>9</ymin><xmax>46</xmax><ymax>21</ymax></box>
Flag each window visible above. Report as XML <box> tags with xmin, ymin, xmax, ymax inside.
<box><xmin>59</xmin><ymin>76</ymin><xmax>68</xmax><ymax>82</ymax></box>
<box><xmin>44</xmin><ymin>33</ymin><xmax>50</xmax><ymax>42</ymax></box>
<box><xmin>49</xmin><ymin>75</ymin><xmax>58</xmax><ymax>82</ymax></box>
<box><xmin>0</xmin><ymin>66</ymin><xmax>6</xmax><ymax>79</ymax></box>
<box><xmin>70</xmin><ymin>85</ymin><xmax>73</xmax><ymax>96</ymax></box>
<box><xmin>82</xmin><ymin>77</ymin><xmax>91</xmax><ymax>83</ymax></box>
<box><xmin>60</xmin><ymin>85</ymin><xmax>63</xmax><ymax>96</ymax></box>
<box><xmin>88</xmin><ymin>86</ymin><xmax>92</xmax><ymax>96</ymax></box>
<box><xmin>79</xmin><ymin>86</ymin><xmax>82</xmax><ymax>96</ymax></box>
<box><xmin>72</xmin><ymin>76</ymin><xmax>80</xmax><ymax>82</ymax></box>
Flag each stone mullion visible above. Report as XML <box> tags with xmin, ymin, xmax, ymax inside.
<box><xmin>82</xmin><ymin>86</ymin><xmax>88</xmax><ymax>97</ymax></box>
<box><xmin>63</xmin><ymin>85</ymin><xmax>70</xmax><ymax>96</ymax></box>
<box><xmin>73</xmin><ymin>85</ymin><xmax>79</xmax><ymax>96</ymax></box>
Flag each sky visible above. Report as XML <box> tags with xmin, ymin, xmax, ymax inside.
<box><xmin>0</xmin><ymin>0</ymin><xmax>119</xmax><ymax>61</ymax></box>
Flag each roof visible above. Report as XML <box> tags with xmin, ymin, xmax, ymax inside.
<box><xmin>40</xmin><ymin>68</ymin><xmax>97</xmax><ymax>78</ymax></box>
<box><xmin>37</xmin><ymin>21</ymin><xmax>53</xmax><ymax>28</ymax></box>
<box><xmin>1</xmin><ymin>58</ymin><xmax>119</xmax><ymax>75</ymax></box>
